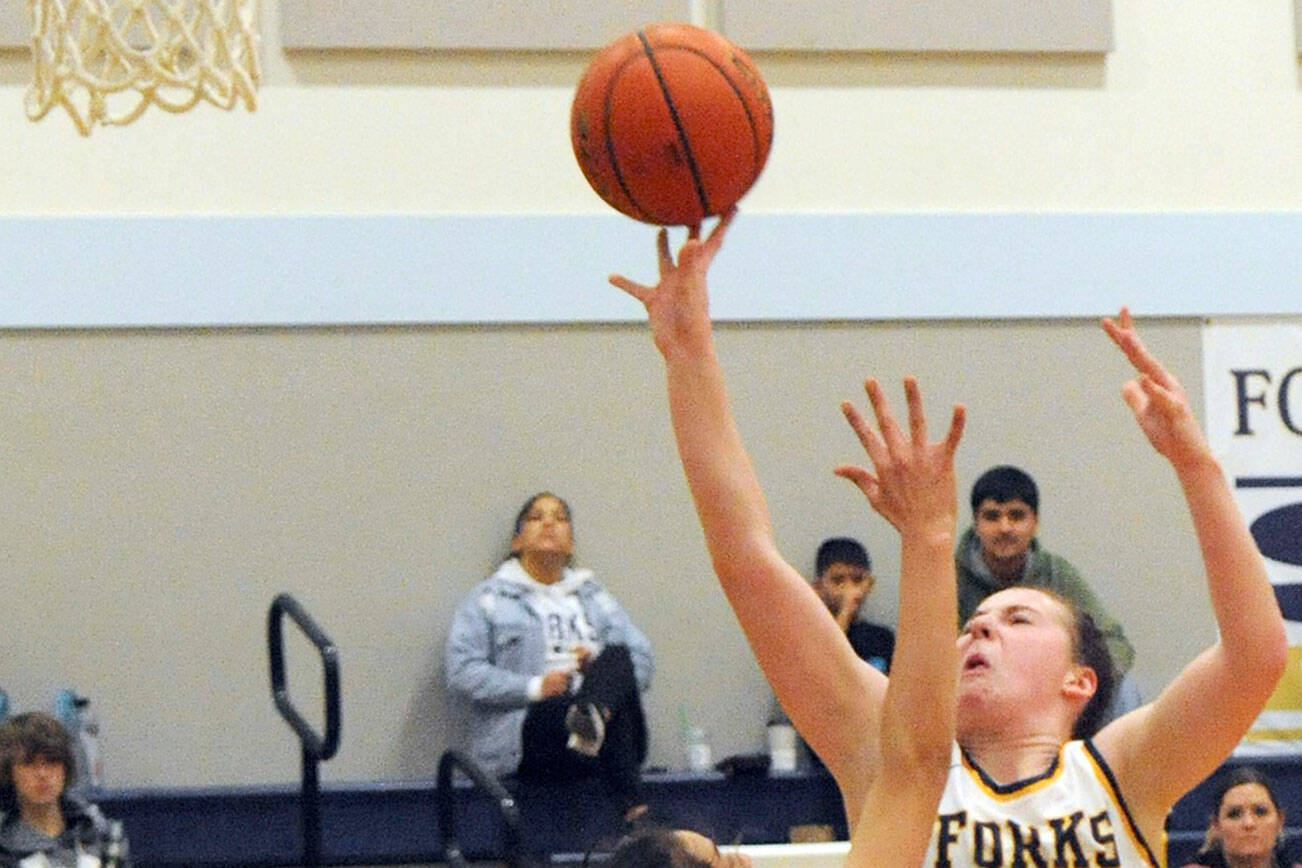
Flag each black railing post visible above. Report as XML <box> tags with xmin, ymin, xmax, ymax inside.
<box><xmin>302</xmin><ymin>746</ymin><xmax>321</xmax><ymax>866</ymax></box>
<box><xmin>268</xmin><ymin>593</ymin><xmax>341</xmax><ymax>868</ymax></box>
<box><xmin>437</xmin><ymin>749</ymin><xmax>523</xmax><ymax>868</ymax></box>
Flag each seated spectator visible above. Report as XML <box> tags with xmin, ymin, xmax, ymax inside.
<box><xmin>956</xmin><ymin>464</ymin><xmax>1141</xmax><ymax>723</ymax></box>
<box><xmin>1181</xmin><ymin>766</ymin><xmax>1300</xmax><ymax>868</ymax></box>
<box><xmin>769</xmin><ymin>537</ymin><xmax>895</xmax><ymax>767</ymax></box>
<box><xmin>445</xmin><ymin>492</ymin><xmax>655</xmax><ymax>826</ymax></box>
<box><xmin>0</xmin><ymin>711</ymin><xmax>128</xmax><ymax>868</ymax></box>
<box><xmin>809</xmin><ymin>537</ymin><xmax>894</xmax><ymax>673</ymax></box>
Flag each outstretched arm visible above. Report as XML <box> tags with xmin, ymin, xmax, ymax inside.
<box><xmin>1095</xmin><ymin>308</ymin><xmax>1287</xmax><ymax>822</ymax></box>
<box><xmin>838</xmin><ymin>378</ymin><xmax>964</xmax><ymax>868</ymax></box>
<box><xmin>611</xmin><ymin>214</ymin><xmax>886</xmax><ymax>819</ymax></box>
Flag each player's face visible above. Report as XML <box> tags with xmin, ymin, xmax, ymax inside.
<box><xmin>1214</xmin><ymin>782</ymin><xmax>1283</xmax><ymax>861</ymax></box>
<box><xmin>676</xmin><ymin>830</ymin><xmax>754</xmax><ymax>868</ymax></box>
<box><xmin>974</xmin><ymin>498</ymin><xmax>1038</xmax><ymax>564</ymax></box>
<box><xmin>511</xmin><ymin>495</ymin><xmax>574</xmax><ymax>560</ymax></box>
<box><xmin>955</xmin><ymin>587</ymin><xmax>1078</xmax><ymax>723</ymax></box>
<box><xmin>11</xmin><ymin>753</ymin><xmax>66</xmax><ymax>811</ymax></box>
<box><xmin>814</xmin><ymin>562</ymin><xmax>873</xmax><ymax>616</ymax></box>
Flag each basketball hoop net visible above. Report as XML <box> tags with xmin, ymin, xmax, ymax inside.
<box><xmin>26</xmin><ymin>0</ymin><xmax>260</xmax><ymax>135</ymax></box>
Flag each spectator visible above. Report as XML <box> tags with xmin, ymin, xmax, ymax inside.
<box><xmin>769</xmin><ymin>537</ymin><xmax>895</xmax><ymax>768</ymax></box>
<box><xmin>810</xmin><ymin>537</ymin><xmax>894</xmax><ymax>674</ymax></box>
<box><xmin>0</xmin><ymin>712</ymin><xmax>128</xmax><ymax>868</ymax></box>
<box><xmin>445</xmin><ymin>492</ymin><xmax>655</xmax><ymax>825</ymax></box>
<box><xmin>1182</xmin><ymin>766</ymin><xmax>1300</xmax><ymax>868</ymax></box>
<box><xmin>956</xmin><ymin>464</ymin><xmax>1141</xmax><ymax>721</ymax></box>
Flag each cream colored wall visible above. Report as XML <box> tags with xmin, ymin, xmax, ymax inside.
<box><xmin>3</xmin><ymin>1</ymin><xmax>1302</xmax><ymax>212</ymax></box>
<box><xmin>0</xmin><ymin>1</ymin><xmax>1296</xmax><ymax>787</ymax></box>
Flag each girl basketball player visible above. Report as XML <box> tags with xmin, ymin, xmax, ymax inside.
<box><xmin>609</xmin><ymin>212</ymin><xmax>1286</xmax><ymax>868</ymax></box>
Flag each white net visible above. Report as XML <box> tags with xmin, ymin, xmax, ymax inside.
<box><xmin>26</xmin><ymin>0</ymin><xmax>260</xmax><ymax>135</ymax></box>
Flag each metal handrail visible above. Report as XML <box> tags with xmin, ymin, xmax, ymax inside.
<box><xmin>437</xmin><ymin>749</ymin><xmax>523</xmax><ymax>868</ymax></box>
<box><xmin>267</xmin><ymin>593</ymin><xmax>341</xmax><ymax>867</ymax></box>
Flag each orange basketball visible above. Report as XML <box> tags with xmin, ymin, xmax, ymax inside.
<box><xmin>570</xmin><ymin>22</ymin><xmax>773</xmax><ymax>226</ymax></box>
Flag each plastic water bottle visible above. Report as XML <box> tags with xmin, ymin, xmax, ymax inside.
<box><xmin>55</xmin><ymin>688</ymin><xmax>79</xmax><ymax>732</ymax></box>
<box><xmin>73</xmin><ymin>696</ymin><xmax>103</xmax><ymax>788</ymax></box>
<box><xmin>686</xmin><ymin>725</ymin><xmax>713</xmax><ymax>773</ymax></box>
<box><xmin>54</xmin><ymin>689</ymin><xmax>91</xmax><ymax>793</ymax></box>
<box><xmin>102</xmin><ymin>819</ymin><xmax>127</xmax><ymax>868</ymax></box>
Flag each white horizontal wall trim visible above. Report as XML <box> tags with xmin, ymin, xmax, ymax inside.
<box><xmin>2</xmin><ymin>212</ymin><xmax>1298</xmax><ymax>328</ymax></box>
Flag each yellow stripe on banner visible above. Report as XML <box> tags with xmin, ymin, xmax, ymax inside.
<box><xmin>1261</xmin><ymin>646</ymin><xmax>1302</xmax><ymax>713</ymax></box>
<box><xmin>1245</xmin><ymin>728</ymin><xmax>1302</xmax><ymax>741</ymax></box>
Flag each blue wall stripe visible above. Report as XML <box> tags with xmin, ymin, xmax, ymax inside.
<box><xmin>2</xmin><ymin>212</ymin><xmax>1299</xmax><ymax>328</ymax></box>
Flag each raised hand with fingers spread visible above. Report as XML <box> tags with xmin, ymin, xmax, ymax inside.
<box><xmin>835</xmin><ymin>376</ymin><xmax>965</xmax><ymax>538</ymax></box>
<box><xmin>609</xmin><ymin>211</ymin><xmax>735</xmax><ymax>361</ymax></box>
<box><xmin>832</xmin><ymin>376</ymin><xmax>965</xmax><ymax>868</ymax></box>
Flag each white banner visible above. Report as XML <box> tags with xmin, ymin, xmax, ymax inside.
<box><xmin>1203</xmin><ymin>321</ymin><xmax>1302</xmax><ymax>754</ymax></box>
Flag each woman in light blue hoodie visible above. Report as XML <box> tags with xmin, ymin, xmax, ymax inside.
<box><xmin>445</xmin><ymin>492</ymin><xmax>654</xmax><ymax>825</ymax></box>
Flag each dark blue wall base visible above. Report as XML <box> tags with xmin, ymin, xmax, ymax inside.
<box><xmin>97</xmin><ymin>768</ymin><xmax>847</xmax><ymax>867</ymax></box>
<box><xmin>95</xmin><ymin>755</ymin><xmax>1301</xmax><ymax>867</ymax></box>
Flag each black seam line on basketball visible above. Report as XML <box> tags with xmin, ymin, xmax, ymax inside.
<box><xmin>667</xmin><ymin>44</ymin><xmax>764</xmax><ymax>177</ymax></box>
<box><xmin>637</xmin><ymin>29</ymin><xmax>711</xmax><ymax>219</ymax></box>
<box><xmin>601</xmin><ymin>52</ymin><xmax>656</xmax><ymax>223</ymax></box>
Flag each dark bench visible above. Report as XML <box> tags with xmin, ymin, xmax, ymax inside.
<box><xmin>95</xmin><ymin>767</ymin><xmax>844</xmax><ymax>867</ymax></box>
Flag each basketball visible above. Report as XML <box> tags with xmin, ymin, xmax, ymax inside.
<box><xmin>570</xmin><ymin>22</ymin><xmax>773</xmax><ymax>226</ymax></box>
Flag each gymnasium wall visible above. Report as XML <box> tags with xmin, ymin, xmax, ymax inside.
<box><xmin>0</xmin><ymin>0</ymin><xmax>1299</xmax><ymax>787</ymax></box>
<box><xmin>0</xmin><ymin>318</ymin><xmax>1208</xmax><ymax>789</ymax></box>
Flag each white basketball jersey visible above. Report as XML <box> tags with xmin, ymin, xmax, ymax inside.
<box><xmin>923</xmin><ymin>740</ymin><xmax>1162</xmax><ymax>868</ymax></box>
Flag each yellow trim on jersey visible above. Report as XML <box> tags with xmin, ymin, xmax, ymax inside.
<box><xmin>958</xmin><ymin>743</ymin><xmax>1066</xmax><ymax>802</ymax></box>
<box><xmin>1082</xmin><ymin>744</ymin><xmax>1163</xmax><ymax>868</ymax></box>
